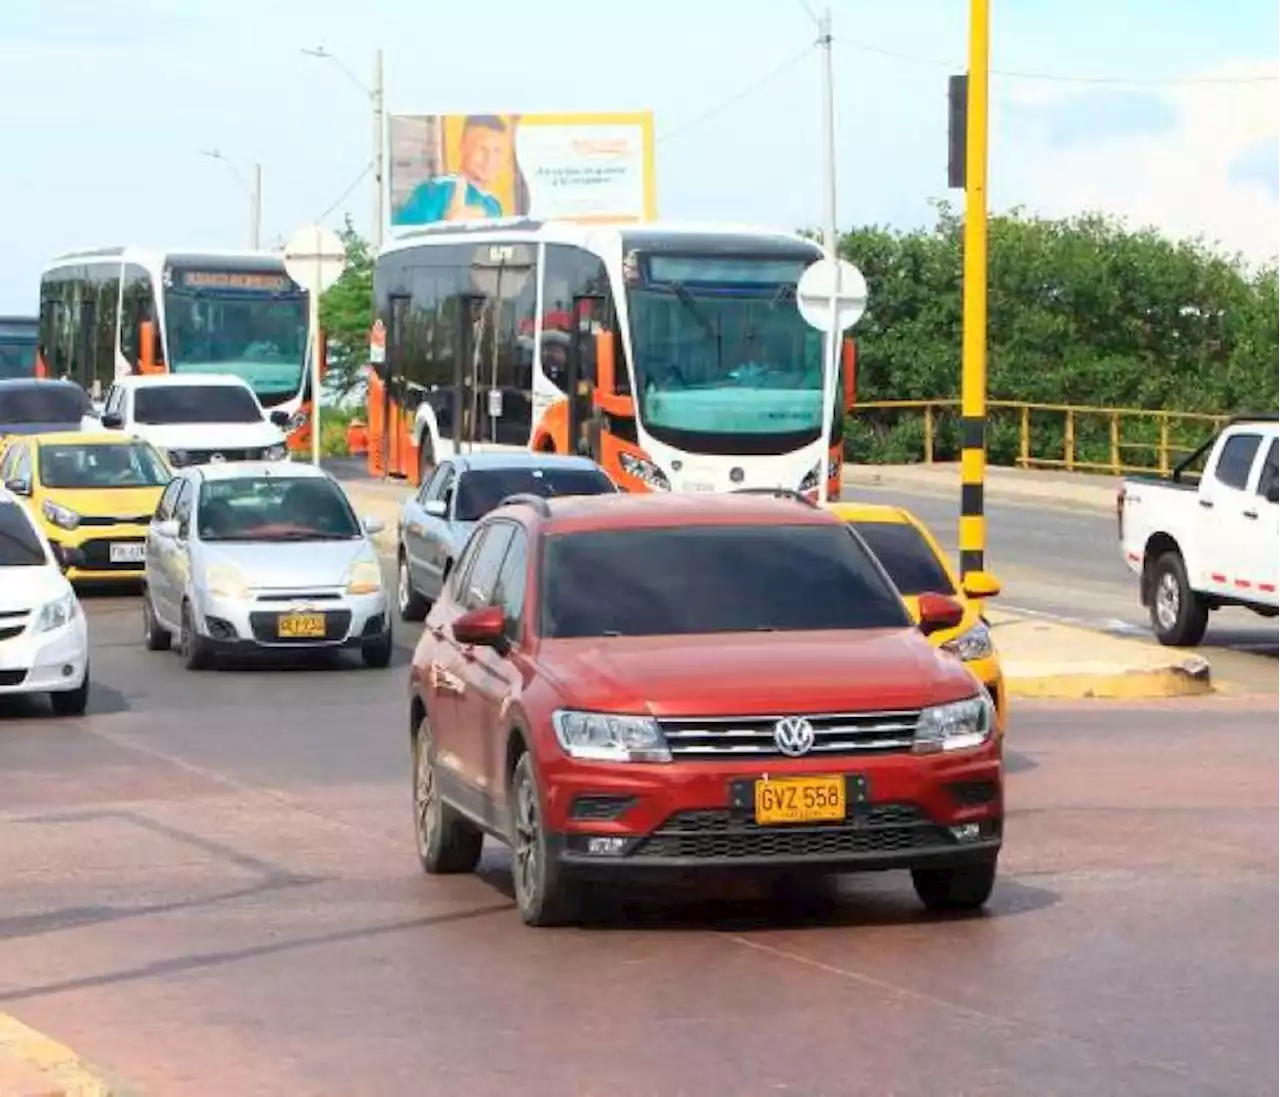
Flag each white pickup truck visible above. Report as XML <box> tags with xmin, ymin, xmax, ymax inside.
<box><xmin>1118</xmin><ymin>415</ymin><xmax>1278</xmax><ymax>646</ymax></box>
<box><xmin>95</xmin><ymin>373</ymin><xmax>291</xmax><ymax>469</ymax></box>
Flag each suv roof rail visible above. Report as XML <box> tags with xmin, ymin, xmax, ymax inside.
<box><xmin>498</xmin><ymin>493</ymin><xmax>553</xmax><ymax>518</ymax></box>
<box><xmin>729</xmin><ymin>487</ymin><xmax>818</xmax><ymax>508</ymax></box>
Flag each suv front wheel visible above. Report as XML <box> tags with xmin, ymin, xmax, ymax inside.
<box><xmin>510</xmin><ymin>751</ymin><xmax>578</xmax><ymax>927</ymax></box>
<box><xmin>413</xmin><ymin>713</ymin><xmax>482</xmax><ymax>874</ymax></box>
<box><xmin>911</xmin><ymin>859</ymin><xmax>997</xmax><ymax>912</ymax></box>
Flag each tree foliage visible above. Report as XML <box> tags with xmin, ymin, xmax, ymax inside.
<box><xmin>318</xmin><ymin>216</ymin><xmax>373</xmax><ymax>402</ymax></box>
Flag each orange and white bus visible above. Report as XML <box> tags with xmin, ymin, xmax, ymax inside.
<box><xmin>368</xmin><ymin>220</ymin><xmax>855</xmax><ymax>496</ymax></box>
<box><xmin>37</xmin><ymin>248</ymin><xmax>315</xmax><ymax>439</ymax></box>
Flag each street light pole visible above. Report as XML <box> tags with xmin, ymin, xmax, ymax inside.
<box><xmin>250</xmin><ymin>162</ymin><xmax>263</xmax><ymax>249</ymax></box>
<box><xmin>816</xmin><ymin>7</ymin><xmax>840</xmax><ymax>504</ymax></box>
<box><xmin>372</xmin><ymin>48</ymin><xmax>385</xmax><ymax>252</ymax></box>
<box><xmin>958</xmin><ymin>0</ymin><xmax>990</xmax><ymax>580</ymax></box>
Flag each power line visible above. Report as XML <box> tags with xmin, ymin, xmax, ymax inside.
<box><xmin>659</xmin><ymin>44</ymin><xmax>817</xmax><ymax>144</ymax></box>
<box><xmin>838</xmin><ymin>38</ymin><xmax>1279</xmax><ymax>85</ymax></box>
<box><xmin>314</xmin><ymin>161</ymin><xmax>373</xmax><ymax>224</ymax></box>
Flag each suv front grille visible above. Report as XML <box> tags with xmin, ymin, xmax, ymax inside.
<box><xmin>659</xmin><ymin>710</ymin><xmax>920</xmax><ymax>759</ymax></box>
<box><xmin>185</xmin><ymin>448</ymin><xmax>263</xmax><ymax>465</ymax></box>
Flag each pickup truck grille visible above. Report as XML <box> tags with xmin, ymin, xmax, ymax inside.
<box><xmin>184</xmin><ymin>448</ymin><xmax>265</xmax><ymax>465</ymax></box>
<box><xmin>659</xmin><ymin>710</ymin><xmax>920</xmax><ymax>759</ymax></box>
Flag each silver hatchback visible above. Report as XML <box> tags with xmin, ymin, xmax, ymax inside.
<box><xmin>142</xmin><ymin>462</ymin><xmax>392</xmax><ymax>669</ymax></box>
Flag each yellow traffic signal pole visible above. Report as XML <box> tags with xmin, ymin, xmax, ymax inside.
<box><xmin>959</xmin><ymin>0</ymin><xmax>990</xmax><ymax>579</ymax></box>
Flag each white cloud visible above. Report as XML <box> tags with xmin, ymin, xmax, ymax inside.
<box><xmin>993</xmin><ymin>59</ymin><xmax>1279</xmax><ymax>266</ymax></box>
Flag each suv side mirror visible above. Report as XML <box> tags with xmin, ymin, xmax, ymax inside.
<box><xmin>100</xmin><ymin>412</ymin><xmax>123</xmax><ymax>430</ymax></box>
<box><xmin>918</xmin><ymin>592</ymin><xmax>965</xmax><ymax>636</ymax></box>
<box><xmin>4</xmin><ymin>477</ymin><xmax>30</xmax><ymax>496</ymax></box>
<box><xmin>269</xmin><ymin>409</ymin><xmax>291</xmax><ymax>427</ymax></box>
<box><xmin>452</xmin><ymin>604</ymin><xmax>508</xmax><ymax>652</ymax></box>
<box><xmin>961</xmin><ymin>570</ymin><xmax>1001</xmax><ymax>599</ymax></box>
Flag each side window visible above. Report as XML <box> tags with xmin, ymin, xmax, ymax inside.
<box><xmin>491</xmin><ymin>528</ymin><xmax>528</xmax><ymax>639</ymax></box>
<box><xmin>435</xmin><ymin>466</ymin><xmax>457</xmax><ymax>513</ymax></box>
<box><xmin>1258</xmin><ymin>440</ymin><xmax>1278</xmax><ymax>501</ymax></box>
<box><xmin>1214</xmin><ymin>432</ymin><xmax>1262</xmax><ymax>491</ymax></box>
<box><xmin>462</xmin><ymin>522</ymin><xmax>515</xmax><ymax>609</ymax></box>
<box><xmin>0</xmin><ymin>444</ymin><xmax>18</xmax><ymax>481</ymax></box>
<box><xmin>103</xmin><ymin>385</ymin><xmax>122</xmax><ymax>419</ymax></box>
<box><xmin>13</xmin><ymin>445</ymin><xmax>32</xmax><ymax>485</ymax></box>
<box><xmin>155</xmin><ymin>477</ymin><xmax>184</xmax><ymax>520</ymax></box>
<box><xmin>422</xmin><ymin>461</ymin><xmax>453</xmax><ymax>503</ymax></box>
<box><xmin>448</xmin><ymin>524</ymin><xmax>487</xmax><ymax>601</ymax></box>
<box><xmin>173</xmin><ymin>480</ymin><xmax>194</xmax><ymax>536</ymax></box>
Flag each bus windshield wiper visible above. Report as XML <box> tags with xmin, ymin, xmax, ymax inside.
<box><xmin>668</xmin><ymin>281</ymin><xmax>722</xmax><ymax>375</ymax></box>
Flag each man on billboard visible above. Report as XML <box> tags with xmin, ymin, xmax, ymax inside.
<box><xmin>393</xmin><ymin>115</ymin><xmax>509</xmax><ymax>225</ymax></box>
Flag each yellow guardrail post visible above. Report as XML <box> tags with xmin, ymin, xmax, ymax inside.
<box><xmin>923</xmin><ymin>403</ymin><xmax>935</xmax><ymax>464</ymax></box>
<box><xmin>1018</xmin><ymin>404</ymin><xmax>1030</xmax><ymax>467</ymax></box>
<box><xmin>1064</xmin><ymin>408</ymin><xmax>1075</xmax><ymax>471</ymax></box>
<box><xmin>1158</xmin><ymin>414</ymin><xmax>1170</xmax><ymax>475</ymax></box>
<box><xmin>1108</xmin><ymin>412</ymin><xmax>1120</xmax><ymax>473</ymax></box>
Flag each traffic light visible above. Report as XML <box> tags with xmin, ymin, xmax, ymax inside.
<box><xmin>948</xmin><ymin>73</ymin><xmax>968</xmax><ymax>190</ymax></box>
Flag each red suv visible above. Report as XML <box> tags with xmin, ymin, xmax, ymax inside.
<box><xmin>409</xmin><ymin>490</ymin><xmax>1002</xmax><ymax>926</ymax></box>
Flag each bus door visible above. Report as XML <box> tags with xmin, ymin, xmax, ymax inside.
<box><xmin>565</xmin><ymin>293</ymin><xmax>600</xmax><ymax>459</ymax></box>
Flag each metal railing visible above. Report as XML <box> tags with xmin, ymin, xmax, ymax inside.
<box><xmin>848</xmin><ymin>399</ymin><xmax>1230</xmax><ymax>476</ymax></box>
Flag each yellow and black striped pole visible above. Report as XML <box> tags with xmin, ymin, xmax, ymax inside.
<box><xmin>960</xmin><ymin>0</ymin><xmax>991</xmax><ymax>579</ymax></box>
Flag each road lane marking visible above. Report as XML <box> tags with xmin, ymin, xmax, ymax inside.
<box><xmin>0</xmin><ymin>1012</ymin><xmax>124</xmax><ymax>1096</ymax></box>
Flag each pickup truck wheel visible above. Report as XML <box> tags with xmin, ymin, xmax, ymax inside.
<box><xmin>1150</xmin><ymin>551</ymin><xmax>1208</xmax><ymax>647</ymax></box>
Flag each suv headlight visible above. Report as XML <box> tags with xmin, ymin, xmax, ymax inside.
<box><xmin>264</xmin><ymin>444</ymin><xmax>289</xmax><ymax>461</ymax></box>
<box><xmin>34</xmin><ymin>591</ymin><xmax>77</xmax><ymax>633</ymax></box>
<box><xmin>205</xmin><ymin>563</ymin><xmax>249</xmax><ymax>600</ymax></box>
<box><xmin>913</xmin><ymin>694</ymin><xmax>994</xmax><ymax>754</ymax></box>
<box><xmin>345</xmin><ymin>559</ymin><xmax>383</xmax><ymax>595</ymax></box>
<box><xmin>552</xmin><ymin>710</ymin><xmax>671</xmax><ymax>763</ymax></box>
<box><xmin>42</xmin><ymin>500</ymin><xmax>80</xmax><ymax>531</ymax></box>
<box><xmin>617</xmin><ymin>453</ymin><xmax>670</xmax><ymax>492</ymax></box>
<box><xmin>941</xmin><ymin>621</ymin><xmax>994</xmax><ymax>661</ymax></box>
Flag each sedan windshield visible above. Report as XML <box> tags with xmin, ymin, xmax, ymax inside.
<box><xmin>134</xmin><ymin>385</ymin><xmax>263</xmax><ymax>425</ymax></box>
<box><xmin>540</xmin><ymin>523</ymin><xmax>909</xmax><ymax>638</ymax></box>
<box><xmin>198</xmin><ymin>477</ymin><xmax>361</xmax><ymax>542</ymax></box>
<box><xmin>39</xmin><ymin>443</ymin><xmax>170</xmax><ymax>490</ymax></box>
<box><xmin>851</xmin><ymin>521</ymin><xmax>956</xmax><ymax>596</ymax></box>
<box><xmin>0</xmin><ymin>501</ymin><xmax>47</xmax><ymax>567</ymax></box>
<box><xmin>455</xmin><ymin>466</ymin><xmax>616</xmax><ymax>522</ymax></box>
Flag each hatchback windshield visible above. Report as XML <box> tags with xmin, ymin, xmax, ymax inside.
<box><xmin>540</xmin><ymin>523</ymin><xmax>909</xmax><ymax>638</ymax></box>
<box><xmin>455</xmin><ymin>466</ymin><xmax>615</xmax><ymax>522</ymax></box>
<box><xmin>0</xmin><ymin>384</ymin><xmax>91</xmax><ymax>424</ymax></box>
<box><xmin>198</xmin><ymin>476</ymin><xmax>361</xmax><ymax>542</ymax></box>
<box><xmin>134</xmin><ymin>385</ymin><xmax>262</xmax><ymax>425</ymax></box>
<box><xmin>851</xmin><ymin>521</ymin><xmax>956</xmax><ymax>596</ymax></box>
<box><xmin>0</xmin><ymin>501</ymin><xmax>47</xmax><ymax>567</ymax></box>
<box><xmin>39</xmin><ymin>443</ymin><xmax>170</xmax><ymax>490</ymax></box>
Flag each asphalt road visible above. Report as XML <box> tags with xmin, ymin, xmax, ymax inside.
<box><xmin>0</xmin><ymin>585</ymin><xmax>1276</xmax><ymax>1096</ymax></box>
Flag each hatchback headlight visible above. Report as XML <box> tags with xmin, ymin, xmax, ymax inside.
<box><xmin>205</xmin><ymin>563</ymin><xmax>249</xmax><ymax>600</ymax></box>
<box><xmin>913</xmin><ymin>694</ymin><xmax>994</xmax><ymax>754</ymax></box>
<box><xmin>34</xmin><ymin>591</ymin><xmax>77</xmax><ymax>633</ymax></box>
<box><xmin>941</xmin><ymin>621</ymin><xmax>994</xmax><ymax>661</ymax></box>
<box><xmin>345</xmin><ymin>559</ymin><xmax>383</xmax><ymax>595</ymax></box>
<box><xmin>552</xmin><ymin>710</ymin><xmax>671</xmax><ymax>763</ymax></box>
<box><xmin>42</xmin><ymin>499</ymin><xmax>80</xmax><ymax>531</ymax></box>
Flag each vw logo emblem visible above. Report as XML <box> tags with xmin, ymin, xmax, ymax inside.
<box><xmin>773</xmin><ymin>716</ymin><xmax>816</xmax><ymax>757</ymax></box>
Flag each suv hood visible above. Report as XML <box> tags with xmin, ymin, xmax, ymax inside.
<box><xmin>132</xmin><ymin>421</ymin><xmax>285</xmax><ymax>451</ymax></box>
<box><xmin>537</xmin><ymin>629</ymin><xmax>981</xmax><ymax>717</ymax></box>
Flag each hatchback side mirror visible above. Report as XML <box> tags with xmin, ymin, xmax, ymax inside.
<box><xmin>4</xmin><ymin>477</ymin><xmax>30</xmax><ymax>496</ymax></box>
<box><xmin>100</xmin><ymin>412</ymin><xmax>124</xmax><ymax>430</ymax></box>
<box><xmin>154</xmin><ymin>518</ymin><xmax>181</xmax><ymax>540</ymax></box>
<box><xmin>917</xmin><ymin>592</ymin><xmax>966</xmax><ymax>636</ymax></box>
<box><xmin>362</xmin><ymin>514</ymin><xmax>385</xmax><ymax>535</ymax></box>
<box><xmin>423</xmin><ymin>499</ymin><xmax>448</xmax><ymax>518</ymax></box>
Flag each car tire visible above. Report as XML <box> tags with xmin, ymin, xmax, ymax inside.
<box><xmin>510</xmin><ymin>750</ymin><xmax>578</xmax><ymax>927</ymax></box>
<box><xmin>1149</xmin><ymin>551</ymin><xmax>1209</xmax><ymax>647</ymax></box>
<box><xmin>397</xmin><ymin>552</ymin><xmax>429</xmax><ymax>623</ymax></box>
<box><xmin>142</xmin><ymin>588</ymin><xmax>171</xmax><ymax>651</ymax></box>
<box><xmin>49</xmin><ymin>663</ymin><xmax>89</xmax><ymax>717</ymax></box>
<box><xmin>362</xmin><ymin>628</ymin><xmax>394</xmax><ymax>669</ymax></box>
<box><xmin>180</xmin><ymin>601</ymin><xmax>214</xmax><ymax>671</ymax></box>
<box><xmin>911</xmin><ymin>858</ymin><xmax>997</xmax><ymax>913</ymax></box>
<box><xmin>413</xmin><ymin>712</ymin><xmax>483</xmax><ymax>874</ymax></box>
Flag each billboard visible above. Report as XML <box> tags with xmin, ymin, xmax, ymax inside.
<box><xmin>387</xmin><ymin>111</ymin><xmax>656</xmax><ymax>231</ymax></box>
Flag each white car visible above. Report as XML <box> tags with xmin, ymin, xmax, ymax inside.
<box><xmin>141</xmin><ymin>462</ymin><xmax>392</xmax><ymax>669</ymax></box>
<box><xmin>0</xmin><ymin>488</ymin><xmax>90</xmax><ymax>714</ymax></box>
<box><xmin>96</xmin><ymin>373</ymin><xmax>291</xmax><ymax>468</ymax></box>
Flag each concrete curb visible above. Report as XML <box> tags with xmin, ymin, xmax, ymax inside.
<box><xmin>1002</xmin><ymin>656</ymin><xmax>1213</xmax><ymax>700</ymax></box>
<box><xmin>843</xmin><ymin>464</ymin><xmax>1116</xmax><ymax>513</ymax></box>
<box><xmin>0</xmin><ymin>1014</ymin><xmax>127</xmax><ymax>1097</ymax></box>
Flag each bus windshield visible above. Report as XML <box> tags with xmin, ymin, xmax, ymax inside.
<box><xmin>0</xmin><ymin>321</ymin><xmax>38</xmax><ymax>380</ymax></box>
<box><xmin>163</xmin><ymin>270</ymin><xmax>307</xmax><ymax>406</ymax></box>
<box><xmin>625</xmin><ymin>252</ymin><xmax>825</xmax><ymax>454</ymax></box>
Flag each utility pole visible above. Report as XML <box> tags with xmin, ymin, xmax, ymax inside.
<box><xmin>816</xmin><ymin>7</ymin><xmax>840</xmax><ymax>504</ymax></box>
<box><xmin>958</xmin><ymin>0</ymin><xmax>991</xmax><ymax>579</ymax></box>
<box><xmin>372</xmin><ymin>48</ymin><xmax>385</xmax><ymax>252</ymax></box>
<box><xmin>250</xmin><ymin>162</ymin><xmax>263</xmax><ymax>249</ymax></box>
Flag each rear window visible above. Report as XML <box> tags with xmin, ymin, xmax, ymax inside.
<box><xmin>455</xmin><ymin>466</ymin><xmax>615</xmax><ymax>522</ymax></box>
<box><xmin>540</xmin><ymin>523</ymin><xmax>909</xmax><ymax>639</ymax></box>
<box><xmin>0</xmin><ymin>500</ymin><xmax>47</xmax><ymax>567</ymax></box>
<box><xmin>134</xmin><ymin>385</ymin><xmax>262</xmax><ymax>425</ymax></box>
<box><xmin>0</xmin><ymin>384</ymin><xmax>91</xmax><ymax>424</ymax></box>
<box><xmin>851</xmin><ymin>520</ymin><xmax>955</xmax><ymax>596</ymax></box>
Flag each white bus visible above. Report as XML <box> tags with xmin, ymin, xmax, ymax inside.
<box><xmin>37</xmin><ymin>248</ymin><xmax>313</xmax><ymax>416</ymax></box>
<box><xmin>369</xmin><ymin>220</ymin><xmax>854</xmax><ymax>497</ymax></box>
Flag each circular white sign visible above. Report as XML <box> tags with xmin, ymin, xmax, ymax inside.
<box><xmin>283</xmin><ymin>223</ymin><xmax>347</xmax><ymax>295</ymax></box>
<box><xmin>796</xmin><ymin>257</ymin><xmax>868</xmax><ymax>332</ymax></box>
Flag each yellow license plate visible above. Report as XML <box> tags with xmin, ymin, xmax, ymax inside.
<box><xmin>278</xmin><ymin>612</ymin><xmax>326</xmax><ymax>639</ymax></box>
<box><xmin>754</xmin><ymin>776</ymin><xmax>846</xmax><ymax>825</ymax></box>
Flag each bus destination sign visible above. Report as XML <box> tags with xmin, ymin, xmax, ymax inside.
<box><xmin>179</xmin><ymin>270</ymin><xmax>294</xmax><ymax>292</ymax></box>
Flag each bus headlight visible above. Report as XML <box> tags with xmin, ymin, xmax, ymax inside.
<box><xmin>798</xmin><ymin>457</ymin><xmax>839</xmax><ymax>494</ymax></box>
<box><xmin>618</xmin><ymin>452</ymin><xmax>670</xmax><ymax>491</ymax></box>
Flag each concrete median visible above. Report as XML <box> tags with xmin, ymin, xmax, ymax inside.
<box><xmin>987</xmin><ymin>608</ymin><xmax>1213</xmax><ymax>700</ymax></box>
<box><xmin>844</xmin><ymin>462</ymin><xmax>1118</xmax><ymax>512</ymax></box>
<box><xmin>0</xmin><ymin>1014</ymin><xmax>123</xmax><ymax>1097</ymax></box>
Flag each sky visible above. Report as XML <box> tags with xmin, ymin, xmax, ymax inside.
<box><xmin>0</xmin><ymin>0</ymin><xmax>1276</xmax><ymax>310</ymax></box>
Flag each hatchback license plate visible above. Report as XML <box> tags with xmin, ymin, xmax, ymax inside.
<box><xmin>754</xmin><ymin>775</ymin><xmax>846</xmax><ymax>825</ymax></box>
<box><xmin>278</xmin><ymin>612</ymin><xmax>326</xmax><ymax>639</ymax></box>
<box><xmin>109</xmin><ymin>542</ymin><xmax>145</xmax><ymax>564</ymax></box>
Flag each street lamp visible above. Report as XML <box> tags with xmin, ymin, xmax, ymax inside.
<box><xmin>200</xmin><ymin>149</ymin><xmax>263</xmax><ymax>250</ymax></box>
<box><xmin>301</xmin><ymin>45</ymin><xmax>385</xmax><ymax>250</ymax></box>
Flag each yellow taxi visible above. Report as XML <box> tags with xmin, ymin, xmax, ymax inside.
<box><xmin>0</xmin><ymin>431</ymin><xmax>171</xmax><ymax>582</ymax></box>
<box><xmin>828</xmin><ymin>501</ymin><xmax>1008</xmax><ymax>735</ymax></box>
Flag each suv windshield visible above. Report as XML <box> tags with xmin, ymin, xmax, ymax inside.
<box><xmin>0</xmin><ymin>384</ymin><xmax>91</xmax><ymax>424</ymax></box>
<box><xmin>198</xmin><ymin>476</ymin><xmax>361</xmax><ymax>542</ymax></box>
<box><xmin>455</xmin><ymin>466</ymin><xmax>615</xmax><ymax>522</ymax></box>
<box><xmin>39</xmin><ymin>442</ymin><xmax>171</xmax><ymax>490</ymax></box>
<box><xmin>134</xmin><ymin>385</ymin><xmax>262</xmax><ymax>425</ymax></box>
<box><xmin>0</xmin><ymin>500</ymin><xmax>47</xmax><ymax>566</ymax></box>
<box><xmin>851</xmin><ymin>521</ymin><xmax>955</xmax><ymax>596</ymax></box>
<box><xmin>541</xmin><ymin>523</ymin><xmax>909</xmax><ymax>638</ymax></box>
